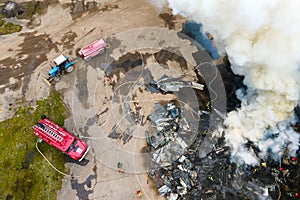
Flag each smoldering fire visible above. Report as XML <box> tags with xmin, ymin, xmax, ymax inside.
<box><xmin>151</xmin><ymin>0</ymin><xmax>300</xmax><ymax>165</ymax></box>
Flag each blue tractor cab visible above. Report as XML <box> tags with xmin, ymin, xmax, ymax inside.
<box><xmin>48</xmin><ymin>66</ymin><xmax>60</xmax><ymax>77</ymax></box>
<box><xmin>47</xmin><ymin>55</ymin><xmax>74</xmax><ymax>83</ymax></box>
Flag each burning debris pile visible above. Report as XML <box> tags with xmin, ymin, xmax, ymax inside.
<box><xmin>147</xmin><ymin>109</ymin><xmax>300</xmax><ymax>199</ymax></box>
<box><xmin>156</xmin><ymin>0</ymin><xmax>300</xmax><ymax>166</ymax></box>
<box><xmin>146</xmin><ymin>0</ymin><xmax>300</xmax><ymax>199</ymax></box>
<box><xmin>146</xmin><ymin>101</ymin><xmax>190</xmax><ymax>166</ymax></box>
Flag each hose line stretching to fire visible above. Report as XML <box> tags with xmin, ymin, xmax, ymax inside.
<box><xmin>37</xmin><ymin>53</ymin><xmax>222</xmax><ymax>188</ymax></box>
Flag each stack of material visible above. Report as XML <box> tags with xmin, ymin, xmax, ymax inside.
<box><xmin>146</xmin><ymin>106</ymin><xmax>287</xmax><ymax>199</ymax></box>
<box><xmin>146</xmin><ymin>102</ymin><xmax>191</xmax><ymax>167</ymax></box>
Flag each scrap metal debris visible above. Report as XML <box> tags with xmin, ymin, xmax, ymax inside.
<box><xmin>146</xmin><ymin>102</ymin><xmax>192</xmax><ymax>166</ymax></box>
<box><xmin>146</xmin><ymin>75</ymin><xmax>204</xmax><ymax>94</ymax></box>
<box><xmin>146</xmin><ymin>101</ymin><xmax>300</xmax><ymax>200</ymax></box>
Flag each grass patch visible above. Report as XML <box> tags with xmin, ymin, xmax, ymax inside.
<box><xmin>0</xmin><ymin>14</ymin><xmax>22</xmax><ymax>35</ymax></box>
<box><xmin>0</xmin><ymin>90</ymin><xmax>68</xmax><ymax>200</ymax></box>
<box><xmin>0</xmin><ymin>15</ymin><xmax>4</xmax><ymax>27</ymax></box>
<box><xmin>0</xmin><ymin>22</ymin><xmax>22</xmax><ymax>35</ymax></box>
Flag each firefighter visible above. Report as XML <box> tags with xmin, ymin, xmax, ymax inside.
<box><xmin>104</xmin><ymin>76</ymin><xmax>112</xmax><ymax>86</ymax></box>
<box><xmin>136</xmin><ymin>190</ymin><xmax>142</xmax><ymax>197</ymax></box>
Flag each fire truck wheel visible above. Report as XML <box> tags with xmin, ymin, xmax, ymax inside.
<box><xmin>65</xmin><ymin>65</ymin><xmax>74</xmax><ymax>73</ymax></box>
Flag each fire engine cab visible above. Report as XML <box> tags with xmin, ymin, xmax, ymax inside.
<box><xmin>33</xmin><ymin>117</ymin><xmax>89</xmax><ymax>161</ymax></box>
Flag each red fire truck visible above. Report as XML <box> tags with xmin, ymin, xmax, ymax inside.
<box><xmin>33</xmin><ymin>117</ymin><xmax>90</xmax><ymax>161</ymax></box>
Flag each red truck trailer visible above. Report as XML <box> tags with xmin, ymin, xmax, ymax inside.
<box><xmin>78</xmin><ymin>39</ymin><xmax>108</xmax><ymax>61</ymax></box>
<box><xmin>33</xmin><ymin>117</ymin><xmax>89</xmax><ymax>161</ymax></box>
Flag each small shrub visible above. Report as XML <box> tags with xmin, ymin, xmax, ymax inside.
<box><xmin>0</xmin><ymin>22</ymin><xmax>22</xmax><ymax>35</ymax></box>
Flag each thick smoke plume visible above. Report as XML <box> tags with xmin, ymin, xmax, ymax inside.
<box><xmin>151</xmin><ymin>0</ymin><xmax>300</xmax><ymax>165</ymax></box>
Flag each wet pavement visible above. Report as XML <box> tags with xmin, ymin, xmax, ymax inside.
<box><xmin>56</xmin><ymin>27</ymin><xmax>218</xmax><ymax>199</ymax></box>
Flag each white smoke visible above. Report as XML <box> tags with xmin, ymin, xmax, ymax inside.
<box><xmin>257</xmin><ymin>120</ymin><xmax>300</xmax><ymax>162</ymax></box>
<box><xmin>149</xmin><ymin>0</ymin><xmax>167</xmax><ymax>11</ymax></box>
<box><xmin>151</xmin><ymin>0</ymin><xmax>300</xmax><ymax>165</ymax></box>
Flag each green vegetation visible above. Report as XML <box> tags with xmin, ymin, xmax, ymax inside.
<box><xmin>0</xmin><ymin>91</ymin><xmax>68</xmax><ymax>200</ymax></box>
<box><xmin>0</xmin><ymin>22</ymin><xmax>22</xmax><ymax>35</ymax></box>
<box><xmin>0</xmin><ymin>14</ymin><xmax>22</xmax><ymax>35</ymax></box>
<box><xmin>0</xmin><ymin>15</ymin><xmax>4</xmax><ymax>27</ymax></box>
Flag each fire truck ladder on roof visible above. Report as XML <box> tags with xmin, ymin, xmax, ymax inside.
<box><xmin>37</xmin><ymin>123</ymin><xmax>63</xmax><ymax>142</ymax></box>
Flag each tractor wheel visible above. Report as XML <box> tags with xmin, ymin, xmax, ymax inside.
<box><xmin>41</xmin><ymin>114</ymin><xmax>47</xmax><ymax>119</ymax></box>
<box><xmin>99</xmin><ymin>48</ymin><xmax>105</xmax><ymax>55</ymax></box>
<box><xmin>48</xmin><ymin>77</ymin><xmax>54</xmax><ymax>83</ymax></box>
<box><xmin>65</xmin><ymin>65</ymin><xmax>74</xmax><ymax>73</ymax></box>
<box><xmin>54</xmin><ymin>76</ymin><xmax>61</xmax><ymax>82</ymax></box>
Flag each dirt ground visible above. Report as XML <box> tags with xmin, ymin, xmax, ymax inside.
<box><xmin>54</xmin><ymin>25</ymin><xmax>210</xmax><ymax>199</ymax></box>
<box><xmin>0</xmin><ymin>0</ymin><xmax>215</xmax><ymax>199</ymax></box>
<box><xmin>0</xmin><ymin>0</ymin><xmax>184</xmax><ymax>120</ymax></box>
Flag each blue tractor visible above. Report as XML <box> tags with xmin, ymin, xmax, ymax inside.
<box><xmin>47</xmin><ymin>55</ymin><xmax>74</xmax><ymax>83</ymax></box>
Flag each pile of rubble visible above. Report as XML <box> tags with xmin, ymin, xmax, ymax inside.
<box><xmin>145</xmin><ymin>103</ymin><xmax>300</xmax><ymax>199</ymax></box>
<box><xmin>146</xmin><ymin>75</ymin><xmax>204</xmax><ymax>94</ymax></box>
<box><xmin>146</xmin><ymin>102</ymin><xmax>191</xmax><ymax>166</ymax></box>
